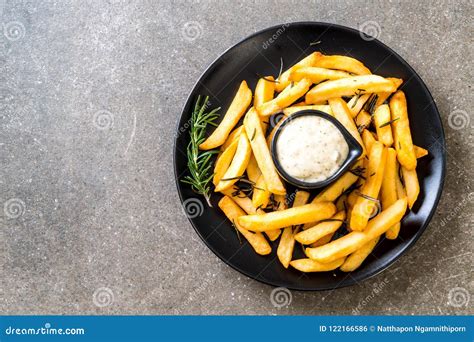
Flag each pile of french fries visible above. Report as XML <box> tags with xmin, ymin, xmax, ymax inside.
<box><xmin>199</xmin><ymin>52</ymin><xmax>427</xmax><ymax>273</ymax></box>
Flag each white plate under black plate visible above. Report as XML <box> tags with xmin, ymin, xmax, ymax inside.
<box><xmin>174</xmin><ymin>22</ymin><xmax>446</xmax><ymax>290</ymax></box>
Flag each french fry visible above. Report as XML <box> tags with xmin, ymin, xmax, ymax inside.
<box><xmin>401</xmin><ymin>166</ymin><xmax>420</xmax><ymax>209</ymax></box>
<box><xmin>283</xmin><ymin>105</ymin><xmax>333</xmax><ymax>117</ymax></box>
<box><xmin>363</xmin><ymin>197</ymin><xmax>408</xmax><ymax>240</ymax></box>
<box><xmin>340</xmin><ymin>237</ymin><xmax>379</xmax><ymax>272</ymax></box>
<box><xmin>306</xmin><ymin>75</ymin><xmax>397</xmax><ymax>104</ymax></box>
<box><xmin>375</xmin><ymin>78</ymin><xmax>403</xmax><ymax>107</ymax></box>
<box><xmin>257</xmin><ymin>78</ymin><xmax>312</xmax><ymax>116</ymax></box>
<box><xmin>220</xmin><ymin>125</ymin><xmax>244</xmax><ymax>152</ymax></box>
<box><xmin>200</xmin><ymin>81</ymin><xmax>252</xmax><ymax>150</ymax></box>
<box><xmin>414</xmin><ymin>145</ymin><xmax>428</xmax><ymax>159</ymax></box>
<box><xmin>312</xmin><ymin>55</ymin><xmax>371</xmax><ymax>75</ymax></box>
<box><xmin>295</xmin><ymin>211</ymin><xmax>346</xmax><ymax>245</ymax></box>
<box><xmin>213</xmin><ymin>138</ymin><xmax>239</xmax><ymax>185</ymax></box>
<box><xmin>277</xmin><ymin>190</ymin><xmax>310</xmax><ymax>268</ymax></box>
<box><xmin>328</xmin><ymin>98</ymin><xmax>366</xmax><ymax>156</ymax></box>
<box><xmin>312</xmin><ymin>166</ymin><xmax>360</xmax><ymax>203</ymax></box>
<box><xmin>356</xmin><ymin>110</ymin><xmax>372</xmax><ymax>131</ymax></box>
<box><xmin>350</xmin><ymin>142</ymin><xmax>387</xmax><ymax>231</ymax></box>
<box><xmin>275</xmin><ymin>52</ymin><xmax>322</xmax><ymax>92</ymax></box>
<box><xmin>310</xmin><ymin>233</ymin><xmax>335</xmax><ymax>247</ymax></box>
<box><xmin>252</xmin><ymin>174</ymin><xmax>271</xmax><ymax>208</ymax></box>
<box><xmin>381</xmin><ymin>148</ymin><xmax>400</xmax><ymax>239</ymax></box>
<box><xmin>220</xmin><ymin>189</ymin><xmax>264</xmax><ymax>215</ymax></box>
<box><xmin>244</xmin><ymin>108</ymin><xmax>286</xmax><ymax>195</ymax></box>
<box><xmin>246</xmin><ymin>155</ymin><xmax>260</xmax><ymax>183</ymax></box>
<box><xmin>290</xmin><ymin>66</ymin><xmax>351</xmax><ymax>83</ymax></box>
<box><xmin>308</xmin><ymin>198</ymin><xmax>407</xmax><ymax>262</ymax></box>
<box><xmin>214</xmin><ymin>133</ymin><xmax>252</xmax><ymax>192</ymax></box>
<box><xmin>390</xmin><ymin>90</ymin><xmax>417</xmax><ymax>170</ymax></box>
<box><xmin>348</xmin><ymin>93</ymin><xmax>371</xmax><ymax>117</ymax></box>
<box><xmin>374</xmin><ymin>104</ymin><xmax>394</xmax><ymax>147</ymax></box>
<box><xmin>361</xmin><ymin>129</ymin><xmax>376</xmax><ymax>154</ymax></box>
<box><xmin>218</xmin><ymin>196</ymin><xmax>271</xmax><ymax>255</ymax></box>
<box><xmin>254</xmin><ymin>76</ymin><xmax>275</xmax><ymax>108</ymax></box>
<box><xmin>306</xmin><ymin>232</ymin><xmax>367</xmax><ymax>263</ymax></box>
<box><xmin>290</xmin><ymin>257</ymin><xmax>345</xmax><ymax>272</ymax></box>
<box><xmin>395</xmin><ymin>162</ymin><xmax>407</xmax><ymax>199</ymax></box>
<box><xmin>238</xmin><ymin>202</ymin><xmax>336</xmax><ymax>232</ymax></box>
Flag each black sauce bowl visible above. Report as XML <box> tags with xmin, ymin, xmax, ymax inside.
<box><xmin>271</xmin><ymin>110</ymin><xmax>363</xmax><ymax>189</ymax></box>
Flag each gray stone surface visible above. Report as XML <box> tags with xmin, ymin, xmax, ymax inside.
<box><xmin>0</xmin><ymin>0</ymin><xmax>472</xmax><ymax>315</ymax></box>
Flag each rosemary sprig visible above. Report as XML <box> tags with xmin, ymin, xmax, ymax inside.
<box><xmin>379</xmin><ymin>117</ymin><xmax>399</xmax><ymax>128</ymax></box>
<box><xmin>181</xmin><ymin>95</ymin><xmax>220</xmax><ymax>207</ymax></box>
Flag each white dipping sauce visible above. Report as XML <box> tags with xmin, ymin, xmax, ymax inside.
<box><xmin>276</xmin><ymin>116</ymin><xmax>349</xmax><ymax>183</ymax></box>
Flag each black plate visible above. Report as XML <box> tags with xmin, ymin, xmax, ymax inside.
<box><xmin>174</xmin><ymin>22</ymin><xmax>446</xmax><ymax>290</ymax></box>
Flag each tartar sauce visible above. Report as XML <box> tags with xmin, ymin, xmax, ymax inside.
<box><xmin>276</xmin><ymin>116</ymin><xmax>349</xmax><ymax>183</ymax></box>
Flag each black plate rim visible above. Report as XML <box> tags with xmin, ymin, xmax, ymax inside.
<box><xmin>173</xmin><ymin>21</ymin><xmax>446</xmax><ymax>291</ymax></box>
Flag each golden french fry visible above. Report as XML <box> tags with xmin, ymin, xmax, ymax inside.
<box><xmin>350</xmin><ymin>142</ymin><xmax>387</xmax><ymax>231</ymax></box>
<box><xmin>290</xmin><ymin>257</ymin><xmax>345</xmax><ymax>272</ymax></box>
<box><xmin>356</xmin><ymin>110</ymin><xmax>372</xmax><ymax>131</ymax></box>
<box><xmin>275</xmin><ymin>52</ymin><xmax>322</xmax><ymax>92</ymax></box>
<box><xmin>257</xmin><ymin>79</ymin><xmax>312</xmax><ymax>116</ymax></box>
<box><xmin>306</xmin><ymin>75</ymin><xmax>396</xmax><ymax>104</ymax></box>
<box><xmin>312</xmin><ymin>55</ymin><xmax>371</xmax><ymax>75</ymax></box>
<box><xmin>254</xmin><ymin>76</ymin><xmax>275</xmax><ymax>108</ymax></box>
<box><xmin>200</xmin><ymin>81</ymin><xmax>252</xmax><ymax>150</ymax></box>
<box><xmin>414</xmin><ymin>145</ymin><xmax>428</xmax><ymax>159</ymax></box>
<box><xmin>361</xmin><ymin>129</ymin><xmax>377</xmax><ymax>154</ymax></box>
<box><xmin>309</xmin><ymin>198</ymin><xmax>407</xmax><ymax>262</ymax></box>
<box><xmin>310</xmin><ymin>232</ymin><xmax>335</xmax><ymax>247</ymax></box>
<box><xmin>375</xmin><ymin>78</ymin><xmax>403</xmax><ymax>107</ymax></box>
<box><xmin>395</xmin><ymin>162</ymin><xmax>407</xmax><ymax>199</ymax></box>
<box><xmin>252</xmin><ymin>174</ymin><xmax>271</xmax><ymax>208</ymax></box>
<box><xmin>220</xmin><ymin>125</ymin><xmax>244</xmax><ymax>152</ymax></box>
<box><xmin>214</xmin><ymin>133</ymin><xmax>252</xmax><ymax>192</ymax></box>
<box><xmin>213</xmin><ymin>138</ymin><xmax>239</xmax><ymax>185</ymax></box>
<box><xmin>220</xmin><ymin>189</ymin><xmax>264</xmax><ymax>215</ymax></box>
<box><xmin>312</xmin><ymin>166</ymin><xmax>360</xmax><ymax>203</ymax></box>
<box><xmin>218</xmin><ymin>196</ymin><xmax>271</xmax><ymax>255</ymax></box>
<box><xmin>238</xmin><ymin>202</ymin><xmax>336</xmax><ymax>232</ymax></box>
<box><xmin>401</xmin><ymin>166</ymin><xmax>420</xmax><ymax>209</ymax></box>
<box><xmin>381</xmin><ymin>148</ymin><xmax>400</xmax><ymax>239</ymax></box>
<box><xmin>347</xmin><ymin>93</ymin><xmax>371</xmax><ymax>117</ymax></box>
<box><xmin>246</xmin><ymin>154</ymin><xmax>260</xmax><ymax>183</ymax></box>
<box><xmin>277</xmin><ymin>190</ymin><xmax>309</xmax><ymax>268</ymax></box>
<box><xmin>283</xmin><ymin>105</ymin><xmax>333</xmax><ymax>116</ymax></box>
<box><xmin>306</xmin><ymin>231</ymin><xmax>367</xmax><ymax>263</ymax></box>
<box><xmin>290</xmin><ymin>66</ymin><xmax>351</xmax><ymax>83</ymax></box>
<box><xmin>244</xmin><ymin>108</ymin><xmax>286</xmax><ymax>195</ymax></box>
<box><xmin>364</xmin><ymin>197</ymin><xmax>408</xmax><ymax>240</ymax></box>
<box><xmin>390</xmin><ymin>90</ymin><xmax>417</xmax><ymax>170</ymax></box>
<box><xmin>340</xmin><ymin>237</ymin><xmax>379</xmax><ymax>272</ymax></box>
<box><xmin>295</xmin><ymin>211</ymin><xmax>346</xmax><ymax>245</ymax></box>
<box><xmin>374</xmin><ymin>104</ymin><xmax>394</xmax><ymax>147</ymax></box>
<box><xmin>328</xmin><ymin>98</ymin><xmax>366</xmax><ymax>156</ymax></box>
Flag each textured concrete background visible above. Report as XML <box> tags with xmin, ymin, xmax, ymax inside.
<box><xmin>1</xmin><ymin>0</ymin><xmax>472</xmax><ymax>315</ymax></box>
